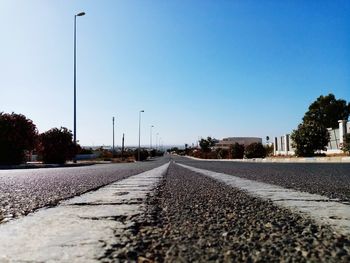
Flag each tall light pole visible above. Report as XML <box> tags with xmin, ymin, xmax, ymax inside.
<box><xmin>138</xmin><ymin>110</ymin><xmax>144</xmax><ymax>161</ymax></box>
<box><xmin>150</xmin><ymin>125</ymin><xmax>154</xmax><ymax>150</ymax></box>
<box><xmin>73</xmin><ymin>11</ymin><xmax>85</xmax><ymax>163</ymax></box>
<box><xmin>112</xmin><ymin>116</ymin><xmax>115</xmax><ymax>156</ymax></box>
<box><xmin>156</xmin><ymin>133</ymin><xmax>159</xmax><ymax>150</ymax></box>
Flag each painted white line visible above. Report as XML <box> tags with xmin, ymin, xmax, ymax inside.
<box><xmin>177</xmin><ymin>163</ymin><xmax>350</xmax><ymax>235</ymax></box>
<box><xmin>0</xmin><ymin>162</ymin><xmax>169</xmax><ymax>263</ymax></box>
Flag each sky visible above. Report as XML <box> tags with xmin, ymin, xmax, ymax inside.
<box><xmin>0</xmin><ymin>0</ymin><xmax>349</xmax><ymax>147</ymax></box>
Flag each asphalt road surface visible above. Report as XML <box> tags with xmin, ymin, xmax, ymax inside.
<box><xmin>1</xmin><ymin>156</ymin><xmax>349</xmax><ymax>262</ymax></box>
<box><xmin>174</xmin><ymin>156</ymin><xmax>350</xmax><ymax>202</ymax></box>
<box><xmin>111</xmin><ymin>162</ymin><xmax>350</xmax><ymax>262</ymax></box>
<box><xmin>0</xmin><ymin>157</ymin><xmax>169</xmax><ymax>223</ymax></box>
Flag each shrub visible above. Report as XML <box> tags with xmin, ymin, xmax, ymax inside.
<box><xmin>230</xmin><ymin>143</ymin><xmax>245</xmax><ymax>159</ymax></box>
<box><xmin>134</xmin><ymin>149</ymin><xmax>149</xmax><ymax>161</ymax></box>
<box><xmin>342</xmin><ymin>134</ymin><xmax>350</xmax><ymax>155</ymax></box>
<box><xmin>216</xmin><ymin>148</ymin><xmax>229</xmax><ymax>159</ymax></box>
<box><xmin>244</xmin><ymin>142</ymin><xmax>266</xmax><ymax>159</ymax></box>
<box><xmin>0</xmin><ymin>112</ymin><xmax>38</xmax><ymax>165</ymax></box>
<box><xmin>39</xmin><ymin>127</ymin><xmax>76</xmax><ymax>164</ymax></box>
<box><xmin>265</xmin><ymin>144</ymin><xmax>274</xmax><ymax>157</ymax></box>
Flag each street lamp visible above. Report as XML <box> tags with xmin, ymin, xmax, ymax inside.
<box><xmin>138</xmin><ymin>110</ymin><xmax>144</xmax><ymax>161</ymax></box>
<box><xmin>73</xmin><ymin>11</ymin><xmax>85</xmax><ymax>163</ymax></box>
<box><xmin>112</xmin><ymin>116</ymin><xmax>115</xmax><ymax>156</ymax></box>
<box><xmin>156</xmin><ymin>132</ymin><xmax>159</xmax><ymax>150</ymax></box>
<box><xmin>150</xmin><ymin>125</ymin><xmax>154</xmax><ymax>150</ymax></box>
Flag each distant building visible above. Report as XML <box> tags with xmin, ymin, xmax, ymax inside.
<box><xmin>215</xmin><ymin>137</ymin><xmax>262</xmax><ymax>149</ymax></box>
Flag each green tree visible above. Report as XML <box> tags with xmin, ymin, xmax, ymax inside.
<box><xmin>244</xmin><ymin>142</ymin><xmax>266</xmax><ymax>159</ymax></box>
<box><xmin>290</xmin><ymin>121</ymin><xmax>330</xmax><ymax>157</ymax></box>
<box><xmin>0</xmin><ymin>112</ymin><xmax>38</xmax><ymax>165</ymax></box>
<box><xmin>303</xmin><ymin>94</ymin><xmax>350</xmax><ymax>129</ymax></box>
<box><xmin>39</xmin><ymin>127</ymin><xmax>76</xmax><ymax>164</ymax></box>
<box><xmin>229</xmin><ymin>143</ymin><xmax>245</xmax><ymax>159</ymax></box>
<box><xmin>199</xmin><ymin>137</ymin><xmax>216</xmax><ymax>152</ymax></box>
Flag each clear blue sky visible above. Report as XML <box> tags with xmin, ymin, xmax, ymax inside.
<box><xmin>1</xmin><ymin>0</ymin><xmax>349</xmax><ymax>147</ymax></box>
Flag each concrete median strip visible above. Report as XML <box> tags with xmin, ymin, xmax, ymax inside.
<box><xmin>0</xmin><ymin>162</ymin><xmax>169</xmax><ymax>262</ymax></box>
<box><xmin>177</xmin><ymin>163</ymin><xmax>350</xmax><ymax>235</ymax></box>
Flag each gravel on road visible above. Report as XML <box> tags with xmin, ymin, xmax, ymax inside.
<box><xmin>175</xmin><ymin>156</ymin><xmax>350</xmax><ymax>202</ymax></box>
<box><xmin>0</xmin><ymin>157</ymin><xmax>169</xmax><ymax>223</ymax></box>
<box><xmin>109</xmin><ymin>163</ymin><xmax>350</xmax><ymax>262</ymax></box>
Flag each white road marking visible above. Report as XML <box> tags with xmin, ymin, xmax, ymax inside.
<box><xmin>0</xmin><ymin>162</ymin><xmax>169</xmax><ymax>263</ymax></box>
<box><xmin>177</xmin><ymin>163</ymin><xmax>350</xmax><ymax>235</ymax></box>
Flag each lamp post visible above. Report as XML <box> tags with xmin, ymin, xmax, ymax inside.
<box><xmin>150</xmin><ymin>125</ymin><xmax>154</xmax><ymax>150</ymax></box>
<box><xmin>73</xmin><ymin>11</ymin><xmax>85</xmax><ymax>163</ymax></box>
<box><xmin>112</xmin><ymin>116</ymin><xmax>115</xmax><ymax>156</ymax></box>
<box><xmin>156</xmin><ymin>133</ymin><xmax>159</xmax><ymax>150</ymax></box>
<box><xmin>138</xmin><ymin>110</ymin><xmax>144</xmax><ymax>161</ymax></box>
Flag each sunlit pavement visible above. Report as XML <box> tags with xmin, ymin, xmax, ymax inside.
<box><xmin>0</xmin><ymin>158</ymin><xmax>349</xmax><ymax>262</ymax></box>
<box><xmin>0</xmin><ymin>163</ymin><xmax>169</xmax><ymax>262</ymax></box>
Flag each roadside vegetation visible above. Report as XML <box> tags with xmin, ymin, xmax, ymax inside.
<box><xmin>168</xmin><ymin>137</ymin><xmax>270</xmax><ymax>160</ymax></box>
<box><xmin>1</xmin><ymin>94</ymin><xmax>348</xmax><ymax>164</ymax></box>
<box><xmin>0</xmin><ymin>112</ymin><xmax>165</xmax><ymax>165</ymax></box>
<box><xmin>291</xmin><ymin>94</ymin><xmax>350</xmax><ymax>157</ymax></box>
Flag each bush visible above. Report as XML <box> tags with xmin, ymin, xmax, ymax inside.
<box><xmin>244</xmin><ymin>142</ymin><xmax>266</xmax><ymax>159</ymax></box>
<box><xmin>39</xmin><ymin>127</ymin><xmax>76</xmax><ymax>164</ymax></box>
<box><xmin>342</xmin><ymin>134</ymin><xmax>350</xmax><ymax>155</ymax></box>
<box><xmin>216</xmin><ymin>148</ymin><xmax>229</xmax><ymax>159</ymax></box>
<box><xmin>134</xmin><ymin>149</ymin><xmax>149</xmax><ymax>161</ymax></box>
<box><xmin>0</xmin><ymin>112</ymin><xmax>38</xmax><ymax>165</ymax></box>
<box><xmin>230</xmin><ymin>143</ymin><xmax>245</xmax><ymax>159</ymax></box>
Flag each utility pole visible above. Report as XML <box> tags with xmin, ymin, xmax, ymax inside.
<box><xmin>112</xmin><ymin>117</ymin><xmax>115</xmax><ymax>157</ymax></box>
<box><xmin>121</xmin><ymin>133</ymin><xmax>125</xmax><ymax>161</ymax></box>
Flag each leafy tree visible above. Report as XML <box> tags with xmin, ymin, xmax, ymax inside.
<box><xmin>229</xmin><ymin>143</ymin><xmax>245</xmax><ymax>159</ymax></box>
<box><xmin>290</xmin><ymin>121</ymin><xmax>330</xmax><ymax>157</ymax></box>
<box><xmin>342</xmin><ymin>134</ymin><xmax>350</xmax><ymax>155</ymax></box>
<box><xmin>199</xmin><ymin>137</ymin><xmax>216</xmax><ymax>152</ymax></box>
<box><xmin>303</xmin><ymin>94</ymin><xmax>350</xmax><ymax>129</ymax></box>
<box><xmin>244</xmin><ymin>142</ymin><xmax>266</xmax><ymax>159</ymax></box>
<box><xmin>38</xmin><ymin>127</ymin><xmax>76</xmax><ymax>164</ymax></box>
<box><xmin>0</xmin><ymin>112</ymin><xmax>38</xmax><ymax>165</ymax></box>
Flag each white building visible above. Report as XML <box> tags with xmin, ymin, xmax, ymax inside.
<box><xmin>274</xmin><ymin>120</ymin><xmax>349</xmax><ymax>156</ymax></box>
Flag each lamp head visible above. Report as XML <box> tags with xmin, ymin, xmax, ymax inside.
<box><xmin>76</xmin><ymin>12</ymin><xmax>86</xmax><ymax>16</ymax></box>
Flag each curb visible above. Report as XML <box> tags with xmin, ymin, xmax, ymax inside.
<box><xmin>183</xmin><ymin>156</ymin><xmax>350</xmax><ymax>163</ymax></box>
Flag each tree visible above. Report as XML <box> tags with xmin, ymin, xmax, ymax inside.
<box><xmin>38</xmin><ymin>127</ymin><xmax>76</xmax><ymax>164</ymax></box>
<box><xmin>290</xmin><ymin>121</ymin><xmax>330</xmax><ymax>157</ymax></box>
<box><xmin>0</xmin><ymin>112</ymin><xmax>38</xmax><ymax>165</ymax></box>
<box><xmin>303</xmin><ymin>94</ymin><xmax>350</xmax><ymax>129</ymax></box>
<box><xmin>199</xmin><ymin>137</ymin><xmax>216</xmax><ymax>152</ymax></box>
<box><xmin>229</xmin><ymin>143</ymin><xmax>245</xmax><ymax>159</ymax></box>
<box><xmin>244</xmin><ymin>142</ymin><xmax>266</xmax><ymax>159</ymax></box>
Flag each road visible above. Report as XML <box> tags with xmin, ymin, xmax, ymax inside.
<box><xmin>174</xmin><ymin>156</ymin><xmax>350</xmax><ymax>202</ymax></box>
<box><xmin>0</xmin><ymin>156</ymin><xmax>349</xmax><ymax>262</ymax></box>
<box><xmin>0</xmin><ymin>157</ymin><xmax>169</xmax><ymax>222</ymax></box>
